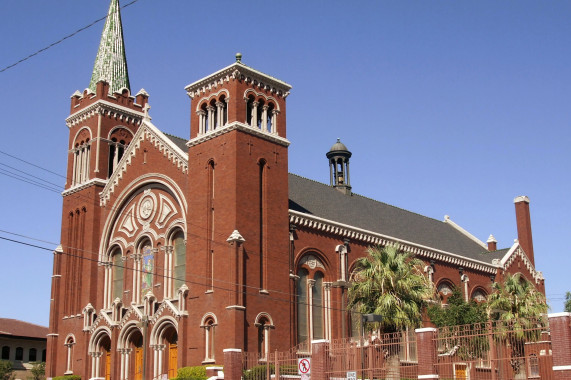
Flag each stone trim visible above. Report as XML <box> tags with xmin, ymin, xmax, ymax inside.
<box><xmin>553</xmin><ymin>365</ymin><xmax>571</xmax><ymax>371</ymax></box>
<box><xmin>444</xmin><ymin>215</ymin><xmax>487</xmax><ymax>249</ymax></box>
<box><xmin>499</xmin><ymin>243</ymin><xmax>543</xmax><ymax>283</ymax></box>
<box><xmin>62</xmin><ymin>178</ymin><xmax>108</xmax><ymax>197</ymax></box>
<box><xmin>548</xmin><ymin>312</ymin><xmax>571</xmax><ymax>318</ymax></box>
<box><xmin>99</xmin><ymin>121</ymin><xmax>188</xmax><ymax>206</ymax></box>
<box><xmin>66</xmin><ymin>100</ymin><xmax>144</xmax><ymax>128</ymax></box>
<box><xmin>187</xmin><ymin>121</ymin><xmax>290</xmax><ymax>148</ymax></box>
<box><xmin>185</xmin><ymin>62</ymin><xmax>291</xmax><ymax>99</ymax></box>
<box><xmin>289</xmin><ymin>210</ymin><xmax>497</xmax><ymax>273</ymax></box>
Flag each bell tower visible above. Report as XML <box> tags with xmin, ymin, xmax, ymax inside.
<box><xmin>327</xmin><ymin>138</ymin><xmax>352</xmax><ymax>195</ymax></box>
<box><xmin>47</xmin><ymin>0</ymin><xmax>148</xmax><ymax>376</ymax></box>
<box><xmin>185</xmin><ymin>54</ymin><xmax>293</xmax><ymax>361</ymax></box>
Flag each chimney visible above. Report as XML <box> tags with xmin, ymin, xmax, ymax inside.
<box><xmin>514</xmin><ymin>196</ymin><xmax>535</xmax><ymax>265</ymax></box>
<box><xmin>487</xmin><ymin>234</ymin><xmax>497</xmax><ymax>251</ymax></box>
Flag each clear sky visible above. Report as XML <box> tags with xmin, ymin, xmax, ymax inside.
<box><xmin>0</xmin><ymin>1</ymin><xmax>569</xmax><ymax>327</ymax></box>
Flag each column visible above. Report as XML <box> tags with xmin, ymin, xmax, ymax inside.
<box><xmin>415</xmin><ymin>328</ymin><xmax>438</xmax><ymax>379</ymax></box>
<box><xmin>549</xmin><ymin>312</ymin><xmax>571</xmax><ymax>380</ymax></box>
<box><xmin>251</xmin><ymin>101</ymin><xmax>259</xmax><ymax>127</ymax></box>
<box><xmin>271</xmin><ymin>109</ymin><xmax>278</xmax><ymax>134</ymax></box>
<box><xmin>261</xmin><ymin>105</ymin><xmax>269</xmax><ymax>132</ymax></box>
<box><xmin>207</xmin><ymin>106</ymin><xmax>215</xmax><ymax>132</ymax></box>
<box><xmin>223</xmin><ymin>349</ymin><xmax>242</xmax><ymax>380</ymax></box>
<box><xmin>72</xmin><ymin>149</ymin><xmax>78</xmax><ymax>185</ymax></box>
<box><xmin>308</xmin><ymin>278</ymin><xmax>316</xmax><ymax>343</ymax></box>
<box><xmin>216</xmin><ymin>101</ymin><xmax>224</xmax><ymax>128</ymax></box>
<box><xmin>197</xmin><ymin>110</ymin><xmax>206</xmax><ymax>134</ymax></box>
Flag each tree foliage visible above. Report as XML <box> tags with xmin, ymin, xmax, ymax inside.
<box><xmin>427</xmin><ymin>288</ymin><xmax>487</xmax><ymax>327</ymax></box>
<box><xmin>565</xmin><ymin>291</ymin><xmax>571</xmax><ymax>312</ymax></box>
<box><xmin>487</xmin><ymin>273</ymin><xmax>548</xmax><ymax>328</ymax></box>
<box><xmin>348</xmin><ymin>245</ymin><xmax>433</xmax><ymax>333</ymax></box>
<box><xmin>0</xmin><ymin>360</ymin><xmax>14</xmax><ymax>380</ymax></box>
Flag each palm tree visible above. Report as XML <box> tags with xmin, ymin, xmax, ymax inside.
<box><xmin>487</xmin><ymin>273</ymin><xmax>547</xmax><ymax>327</ymax></box>
<box><xmin>487</xmin><ymin>273</ymin><xmax>548</xmax><ymax>379</ymax></box>
<box><xmin>348</xmin><ymin>245</ymin><xmax>433</xmax><ymax>380</ymax></box>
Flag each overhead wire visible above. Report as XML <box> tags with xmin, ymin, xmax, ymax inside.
<box><xmin>0</xmin><ymin>0</ymin><xmax>142</xmax><ymax>74</ymax></box>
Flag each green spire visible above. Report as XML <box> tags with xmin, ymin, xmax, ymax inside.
<box><xmin>89</xmin><ymin>0</ymin><xmax>130</xmax><ymax>94</ymax></box>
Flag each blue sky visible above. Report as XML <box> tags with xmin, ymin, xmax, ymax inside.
<box><xmin>0</xmin><ymin>1</ymin><xmax>569</xmax><ymax>326</ymax></box>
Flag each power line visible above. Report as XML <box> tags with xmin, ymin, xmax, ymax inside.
<box><xmin>0</xmin><ymin>0</ymin><xmax>142</xmax><ymax>74</ymax></box>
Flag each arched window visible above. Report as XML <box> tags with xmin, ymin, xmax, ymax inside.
<box><xmin>139</xmin><ymin>240</ymin><xmax>154</xmax><ymax>303</ymax></box>
<box><xmin>437</xmin><ymin>281</ymin><xmax>454</xmax><ymax>305</ymax></box>
<box><xmin>65</xmin><ymin>336</ymin><xmax>75</xmax><ymax>374</ymax></box>
<box><xmin>29</xmin><ymin>348</ymin><xmax>37</xmax><ymax>362</ymax></box>
<box><xmin>108</xmin><ymin>127</ymin><xmax>133</xmax><ymax>177</ymax></box>
<box><xmin>112</xmin><ymin>250</ymin><xmax>124</xmax><ymax>301</ymax></box>
<box><xmin>1</xmin><ymin>346</ymin><xmax>9</xmax><ymax>360</ymax></box>
<box><xmin>312</xmin><ymin>272</ymin><xmax>324</xmax><ymax>340</ymax></box>
<box><xmin>297</xmin><ymin>268</ymin><xmax>309</xmax><ymax>348</ymax></box>
<box><xmin>471</xmin><ymin>289</ymin><xmax>487</xmax><ymax>303</ymax></box>
<box><xmin>15</xmin><ymin>347</ymin><xmax>23</xmax><ymax>361</ymax></box>
<box><xmin>255</xmin><ymin>314</ymin><xmax>274</xmax><ymax>361</ymax></box>
<box><xmin>246</xmin><ymin>95</ymin><xmax>256</xmax><ymax>126</ymax></box>
<box><xmin>201</xmin><ymin>315</ymin><xmax>217</xmax><ymax>363</ymax></box>
<box><xmin>296</xmin><ymin>253</ymin><xmax>331</xmax><ymax>349</ymax></box>
<box><xmin>173</xmin><ymin>231</ymin><xmax>186</xmax><ymax>292</ymax></box>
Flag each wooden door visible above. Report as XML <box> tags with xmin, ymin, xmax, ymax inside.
<box><xmin>455</xmin><ymin>363</ymin><xmax>467</xmax><ymax>379</ymax></box>
<box><xmin>134</xmin><ymin>347</ymin><xmax>143</xmax><ymax>380</ymax></box>
<box><xmin>168</xmin><ymin>343</ymin><xmax>178</xmax><ymax>378</ymax></box>
<box><xmin>105</xmin><ymin>351</ymin><xmax>111</xmax><ymax>380</ymax></box>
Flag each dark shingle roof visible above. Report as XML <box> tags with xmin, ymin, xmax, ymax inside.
<box><xmin>288</xmin><ymin>173</ymin><xmax>505</xmax><ymax>264</ymax></box>
<box><xmin>164</xmin><ymin>133</ymin><xmax>188</xmax><ymax>152</ymax></box>
<box><xmin>0</xmin><ymin>318</ymin><xmax>48</xmax><ymax>339</ymax></box>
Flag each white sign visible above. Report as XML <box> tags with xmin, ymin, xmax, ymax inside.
<box><xmin>347</xmin><ymin>371</ymin><xmax>357</xmax><ymax>380</ymax></box>
<box><xmin>298</xmin><ymin>357</ymin><xmax>311</xmax><ymax>374</ymax></box>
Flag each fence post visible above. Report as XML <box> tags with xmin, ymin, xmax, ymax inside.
<box><xmin>415</xmin><ymin>328</ymin><xmax>438</xmax><ymax>379</ymax></box>
<box><xmin>548</xmin><ymin>312</ymin><xmax>571</xmax><ymax>380</ymax></box>
<box><xmin>311</xmin><ymin>339</ymin><xmax>330</xmax><ymax>380</ymax></box>
<box><xmin>223</xmin><ymin>348</ymin><xmax>242</xmax><ymax>380</ymax></box>
<box><xmin>274</xmin><ymin>350</ymin><xmax>280</xmax><ymax>380</ymax></box>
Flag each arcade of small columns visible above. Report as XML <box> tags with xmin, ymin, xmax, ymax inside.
<box><xmin>196</xmin><ymin>97</ymin><xmax>279</xmax><ymax>135</ymax></box>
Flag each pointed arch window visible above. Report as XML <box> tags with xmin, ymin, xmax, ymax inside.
<box><xmin>201</xmin><ymin>315</ymin><xmax>217</xmax><ymax>363</ymax></box>
<box><xmin>173</xmin><ymin>231</ymin><xmax>186</xmax><ymax>292</ymax></box>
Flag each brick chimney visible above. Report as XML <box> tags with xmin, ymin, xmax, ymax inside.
<box><xmin>487</xmin><ymin>234</ymin><xmax>497</xmax><ymax>251</ymax></box>
<box><xmin>514</xmin><ymin>196</ymin><xmax>535</xmax><ymax>265</ymax></box>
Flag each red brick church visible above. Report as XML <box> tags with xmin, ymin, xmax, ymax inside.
<box><xmin>46</xmin><ymin>0</ymin><xmax>545</xmax><ymax>378</ymax></box>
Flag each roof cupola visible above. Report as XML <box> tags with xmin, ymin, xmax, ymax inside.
<box><xmin>326</xmin><ymin>138</ymin><xmax>352</xmax><ymax>195</ymax></box>
<box><xmin>88</xmin><ymin>0</ymin><xmax>130</xmax><ymax>94</ymax></box>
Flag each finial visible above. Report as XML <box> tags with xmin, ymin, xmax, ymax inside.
<box><xmin>337</xmin><ymin>138</ymin><xmax>340</xmax><ymax>142</ymax></box>
<box><xmin>236</xmin><ymin>52</ymin><xmax>242</xmax><ymax>63</ymax></box>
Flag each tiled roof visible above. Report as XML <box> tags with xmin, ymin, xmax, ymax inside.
<box><xmin>89</xmin><ymin>0</ymin><xmax>130</xmax><ymax>94</ymax></box>
<box><xmin>0</xmin><ymin>319</ymin><xmax>48</xmax><ymax>339</ymax></box>
<box><xmin>288</xmin><ymin>173</ymin><xmax>505</xmax><ymax>264</ymax></box>
<box><xmin>163</xmin><ymin>133</ymin><xmax>188</xmax><ymax>152</ymax></box>
<box><xmin>148</xmin><ymin>130</ymin><xmax>505</xmax><ymax>265</ymax></box>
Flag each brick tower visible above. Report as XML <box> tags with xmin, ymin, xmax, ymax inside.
<box><xmin>46</xmin><ymin>0</ymin><xmax>148</xmax><ymax>376</ymax></box>
<box><xmin>184</xmin><ymin>54</ymin><xmax>293</xmax><ymax>363</ymax></box>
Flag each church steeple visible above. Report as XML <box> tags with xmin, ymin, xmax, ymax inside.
<box><xmin>89</xmin><ymin>0</ymin><xmax>130</xmax><ymax>94</ymax></box>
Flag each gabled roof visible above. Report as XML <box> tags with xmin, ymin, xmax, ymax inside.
<box><xmin>89</xmin><ymin>0</ymin><xmax>130</xmax><ymax>94</ymax></box>
<box><xmin>289</xmin><ymin>173</ymin><xmax>505</xmax><ymax>264</ymax></box>
<box><xmin>0</xmin><ymin>318</ymin><xmax>48</xmax><ymax>339</ymax></box>
<box><xmin>164</xmin><ymin>133</ymin><xmax>188</xmax><ymax>152</ymax></box>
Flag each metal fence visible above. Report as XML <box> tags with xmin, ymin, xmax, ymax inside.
<box><xmin>242</xmin><ymin>343</ymin><xmax>309</xmax><ymax>380</ymax></box>
<box><xmin>327</xmin><ymin>330</ymin><xmax>418</xmax><ymax>380</ymax></box>
<box><xmin>434</xmin><ymin>319</ymin><xmax>553</xmax><ymax>380</ymax></box>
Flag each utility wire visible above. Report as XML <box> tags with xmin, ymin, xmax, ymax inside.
<box><xmin>0</xmin><ymin>0</ymin><xmax>141</xmax><ymax>74</ymax></box>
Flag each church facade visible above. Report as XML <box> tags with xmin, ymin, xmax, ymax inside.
<box><xmin>46</xmin><ymin>1</ymin><xmax>545</xmax><ymax>379</ymax></box>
